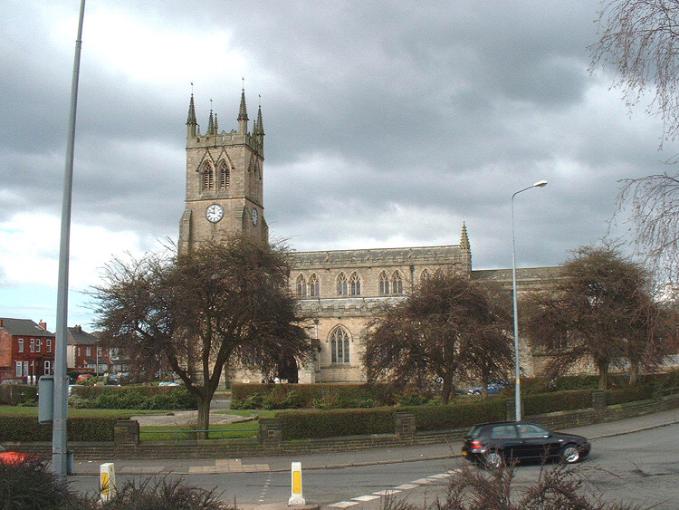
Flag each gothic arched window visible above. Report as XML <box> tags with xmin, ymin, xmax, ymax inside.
<box><xmin>308</xmin><ymin>274</ymin><xmax>319</xmax><ymax>297</ymax></box>
<box><xmin>201</xmin><ymin>162</ymin><xmax>214</xmax><ymax>191</ymax></box>
<box><xmin>336</xmin><ymin>273</ymin><xmax>348</xmax><ymax>296</ymax></box>
<box><xmin>391</xmin><ymin>271</ymin><xmax>403</xmax><ymax>295</ymax></box>
<box><xmin>434</xmin><ymin>268</ymin><xmax>444</xmax><ymax>279</ymax></box>
<box><xmin>349</xmin><ymin>272</ymin><xmax>361</xmax><ymax>296</ymax></box>
<box><xmin>219</xmin><ymin>161</ymin><xmax>230</xmax><ymax>189</ymax></box>
<box><xmin>330</xmin><ymin>326</ymin><xmax>350</xmax><ymax>364</ymax></box>
<box><xmin>296</xmin><ymin>275</ymin><xmax>306</xmax><ymax>298</ymax></box>
<box><xmin>420</xmin><ymin>269</ymin><xmax>431</xmax><ymax>283</ymax></box>
<box><xmin>379</xmin><ymin>271</ymin><xmax>389</xmax><ymax>296</ymax></box>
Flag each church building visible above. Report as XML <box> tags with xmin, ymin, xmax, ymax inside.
<box><xmin>178</xmin><ymin>90</ymin><xmax>561</xmax><ymax>384</ymax></box>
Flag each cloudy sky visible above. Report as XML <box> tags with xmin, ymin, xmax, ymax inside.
<box><xmin>0</xmin><ymin>0</ymin><xmax>673</xmax><ymax>329</ymax></box>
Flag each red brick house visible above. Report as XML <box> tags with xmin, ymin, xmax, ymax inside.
<box><xmin>67</xmin><ymin>325</ymin><xmax>112</xmax><ymax>375</ymax></box>
<box><xmin>0</xmin><ymin>318</ymin><xmax>56</xmax><ymax>384</ymax></box>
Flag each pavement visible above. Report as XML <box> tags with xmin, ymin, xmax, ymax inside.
<box><xmin>71</xmin><ymin>406</ymin><xmax>679</xmax><ymax>477</ymax></box>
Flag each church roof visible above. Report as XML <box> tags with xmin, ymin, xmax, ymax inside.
<box><xmin>289</xmin><ymin>244</ymin><xmax>464</xmax><ymax>269</ymax></box>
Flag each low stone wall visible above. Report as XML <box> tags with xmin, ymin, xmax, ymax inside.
<box><xmin>11</xmin><ymin>393</ymin><xmax>679</xmax><ymax>460</ymax></box>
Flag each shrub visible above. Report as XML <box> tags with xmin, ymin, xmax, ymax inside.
<box><xmin>95</xmin><ymin>477</ymin><xmax>233</xmax><ymax>510</ymax></box>
<box><xmin>605</xmin><ymin>384</ymin><xmax>655</xmax><ymax>405</ymax></box>
<box><xmin>276</xmin><ymin>407</ymin><xmax>395</xmax><ymax>440</ymax></box>
<box><xmin>0</xmin><ymin>416</ymin><xmax>118</xmax><ymax>442</ymax></box>
<box><xmin>231</xmin><ymin>383</ymin><xmax>396</xmax><ymax>409</ymax></box>
<box><xmin>0</xmin><ymin>384</ymin><xmax>38</xmax><ymax>405</ymax></box>
<box><xmin>523</xmin><ymin>389</ymin><xmax>593</xmax><ymax>416</ymax></box>
<box><xmin>70</xmin><ymin>386</ymin><xmax>197</xmax><ymax>410</ymax></box>
<box><xmin>400</xmin><ymin>399</ymin><xmax>505</xmax><ymax>431</ymax></box>
<box><xmin>0</xmin><ymin>459</ymin><xmax>81</xmax><ymax>510</ymax></box>
<box><xmin>398</xmin><ymin>393</ymin><xmax>431</xmax><ymax>406</ymax></box>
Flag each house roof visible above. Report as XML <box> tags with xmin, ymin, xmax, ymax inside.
<box><xmin>67</xmin><ymin>326</ymin><xmax>98</xmax><ymax>346</ymax></box>
<box><xmin>0</xmin><ymin>318</ymin><xmax>55</xmax><ymax>337</ymax></box>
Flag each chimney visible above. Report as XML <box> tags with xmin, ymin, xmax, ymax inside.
<box><xmin>38</xmin><ymin>320</ymin><xmax>47</xmax><ymax>330</ymax></box>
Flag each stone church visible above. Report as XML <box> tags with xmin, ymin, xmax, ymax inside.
<box><xmin>178</xmin><ymin>90</ymin><xmax>561</xmax><ymax>384</ymax></box>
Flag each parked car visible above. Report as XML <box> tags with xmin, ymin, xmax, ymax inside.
<box><xmin>467</xmin><ymin>381</ymin><xmax>507</xmax><ymax>396</ymax></box>
<box><xmin>461</xmin><ymin>421</ymin><xmax>591</xmax><ymax>468</ymax></box>
<box><xmin>158</xmin><ymin>381</ymin><xmax>180</xmax><ymax>387</ymax></box>
<box><xmin>75</xmin><ymin>373</ymin><xmax>94</xmax><ymax>384</ymax></box>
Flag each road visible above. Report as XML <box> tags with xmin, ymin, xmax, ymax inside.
<box><xmin>69</xmin><ymin>422</ymin><xmax>679</xmax><ymax>509</ymax></box>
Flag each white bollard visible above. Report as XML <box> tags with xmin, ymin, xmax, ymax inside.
<box><xmin>288</xmin><ymin>461</ymin><xmax>305</xmax><ymax>506</ymax></box>
<box><xmin>99</xmin><ymin>462</ymin><xmax>116</xmax><ymax>502</ymax></box>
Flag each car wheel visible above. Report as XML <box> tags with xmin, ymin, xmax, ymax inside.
<box><xmin>483</xmin><ymin>451</ymin><xmax>503</xmax><ymax>469</ymax></box>
<box><xmin>561</xmin><ymin>444</ymin><xmax>580</xmax><ymax>464</ymax></box>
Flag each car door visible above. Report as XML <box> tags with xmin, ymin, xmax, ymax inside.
<box><xmin>516</xmin><ymin>423</ymin><xmax>553</xmax><ymax>461</ymax></box>
<box><xmin>489</xmin><ymin>424</ymin><xmax>522</xmax><ymax>462</ymax></box>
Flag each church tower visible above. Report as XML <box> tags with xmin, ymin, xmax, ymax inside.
<box><xmin>179</xmin><ymin>88</ymin><xmax>268</xmax><ymax>253</ymax></box>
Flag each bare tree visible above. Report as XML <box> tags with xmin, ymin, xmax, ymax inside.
<box><xmin>524</xmin><ymin>246</ymin><xmax>664</xmax><ymax>389</ymax></box>
<box><xmin>93</xmin><ymin>239</ymin><xmax>311</xmax><ymax>435</ymax></box>
<box><xmin>363</xmin><ymin>274</ymin><xmax>512</xmax><ymax>404</ymax></box>
<box><xmin>591</xmin><ymin>1</ymin><xmax>679</xmax><ymax>280</ymax></box>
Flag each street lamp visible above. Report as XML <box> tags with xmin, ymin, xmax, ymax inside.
<box><xmin>511</xmin><ymin>179</ymin><xmax>547</xmax><ymax>421</ymax></box>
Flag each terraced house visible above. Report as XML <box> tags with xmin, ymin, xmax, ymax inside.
<box><xmin>178</xmin><ymin>90</ymin><xmax>560</xmax><ymax>384</ymax></box>
<box><xmin>0</xmin><ymin>318</ymin><xmax>55</xmax><ymax>384</ymax></box>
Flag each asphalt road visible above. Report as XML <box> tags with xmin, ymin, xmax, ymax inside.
<box><xmin>68</xmin><ymin>422</ymin><xmax>679</xmax><ymax>509</ymax></box>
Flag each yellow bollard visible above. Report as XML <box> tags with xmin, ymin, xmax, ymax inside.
<box><xmin>99</xmin><ymin>462</ymin><xmax>116</xmax><ymax>502</ymax></box>
<box><xmin>288</xmin><ymin>461</ymin><xmax>305</xmax><ymax>505</ymax></box>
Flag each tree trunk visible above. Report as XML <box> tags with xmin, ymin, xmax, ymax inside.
<box><xmin>597</xmin><ymin>361</ymin><xmax>609</xmax><ymax>390</ymax></box>
<box><xmin>629</xmin><ymin>360</ymin><xmax>640</xmax><ymax>385</ymax></box>
<box><xmin>441</xmin><ymin>375</ymin><xmax>453</xmax><ymax>404</ymax></box>
<box><xmin>196</xmin><ymin>396</ymin><xmax>211</xmax><ymax>440</ymax></box>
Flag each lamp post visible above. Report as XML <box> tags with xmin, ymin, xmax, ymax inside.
<box><xmin>511</xmin><ymin>179</ymin><xmax>547</xmax><ymax>421</ymax></box>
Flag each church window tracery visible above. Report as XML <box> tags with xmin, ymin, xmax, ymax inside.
<box><xmin>201</xmin><ymin>162</ymin><xmax>214</xmax><ymax>191</ymax></box>
<box><xmin>219</xmin><ymin>161</ymin><xmax>230</xmax><ymax>189</ymax></box>
<box><xmin>349</xmin><ymin>272</ymin><xmax>361</xmax><ymax>296</ymax></box>
<box><xmin>420</xmin><ymin>269</ymin><xmax>431</xmax><ymax>283</ymax></box>
<box><xmin>379</xmin><ymin>271</ymin><xmax>389</xmax><ymax>296</ymax></box>
<box><xmin>336</xmin><ymin>273</ymin><xmax>348</xmax><ymax>296</ymax></box>
<box><xmin>308</xmin><ymin>274</ymin><xmax>319</xmax><ymax>297</ymax></box>
<box><xmin>296</xmin><ymin>275</ymin><xmax>306</xmax><ymax>298</ymax></box>
<box><xmin>391</xmin><ymin>271</ymin><xmax>403</xmax><ymax>295</ymax></box>
<box><xmin>330</xmin><ymin>326</ymin><xmax>350</xmax><ymax>364</ymax></box>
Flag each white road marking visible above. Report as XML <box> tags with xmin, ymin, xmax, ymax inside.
<box><xmin>394</xmin><ymin>483</ymin><xmax>418</xmax><ymax>490</ymax></box>
<box><xmin>352</xmin><ymin>495</ymin><xmax>381</xmax><ymax>502</ymax></box>
<box><xmin>373</xmin><ymin>489</ymin><xmax>402</xmax><ymax>496</ymax></box>
<box><xmin>329</xmin><ymin>502</ymin><xmax>359</xmax><ymax>508</ymax></box>
<box><xmin>428</xmin><ymin>473</ymin><xmax>451</xmax><ymax>479</ymax></box>
<box><xmin>412</xmin><ymin>478</ymin><xmax>433</xmax><ymax>485</ymax></box>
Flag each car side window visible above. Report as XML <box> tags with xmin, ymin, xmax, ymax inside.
<box><xmin>490</xmin><ymin>425</ymin><xmax>518</xmax><ymax>439</ymax></box>
<box><xmin>517</xmin><ymin>424</ymin><xmax>548</xmax><ymax>438</ymax></box>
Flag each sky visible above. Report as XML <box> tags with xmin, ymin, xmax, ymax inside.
<box><xmin>0</xmin><ymin>0</ymin><xmax>674</xmax><ymax>330</ymax></box>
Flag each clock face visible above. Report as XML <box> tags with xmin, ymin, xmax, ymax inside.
<box><xmin>206</xmin><ymin>204</ymin><xmax>224</xmax><ymax>223</ymax></box>
<box><xmin>251</xmin><ymin>208</ymin><xmax>258</xmax><ymax>225</ymax></box>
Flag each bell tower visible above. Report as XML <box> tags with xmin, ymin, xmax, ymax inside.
<box><xmin>178</xmin><ymin>88</ymin><xmax>268</xmax><ymax>253</ymax></box>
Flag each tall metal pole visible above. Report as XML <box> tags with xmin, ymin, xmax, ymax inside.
<box><xmin>53</xmin><ymin>0</ymin><xmax>86</xmax><ymax>477</ymax></box>
<box><xmin>511</xmin><ymin>180</ymin><xmax>548</xmax><ymax>422</ymax></box>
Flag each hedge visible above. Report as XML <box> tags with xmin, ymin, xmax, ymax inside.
<box><xmin>231</xmin><ymin>383</ymin><xmax>396</xmax><ymax>409</ymax></box>
<box><xmin>0</xmin><ymin>416</ymin><xmax>118</xmax><ymax>442</ymax></box>
<box><xmin>0</xmin><ymin>384</ymin><xmax>37</xmax><ymax>405</ymax></box>
<box><xmin>70</xmin><ymin>386</ymin><xmax>197</xmax><ymax>410</ymax></box>
<box><xmin>399</xmin><ymin>399</ymin><xmax>506</xmax><ymax>431</ymax></box>
<box><xmin>605</xmin><ymin>385</ymin><xmax>655</xmax><ymax>405</ymax></box>
<box><xmin>276</xmin><ymin>407</ymin><xmax>395</xmax><ymax>440</ymax></box>
<box><xmin>523</xmin><ymin>389</ymin><xmax>593</xmax><ymax>416</ymax></box>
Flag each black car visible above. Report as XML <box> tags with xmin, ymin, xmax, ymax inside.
<box><xmin>461</xmin><ymin>421</ymin><xmax>591</xmax><ymax>468</ymax></box>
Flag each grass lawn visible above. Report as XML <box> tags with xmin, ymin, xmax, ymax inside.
<box><xmin>140</xmin><ymin>420</ymin><xmax>260</xmax><ymax>441</ymax></box>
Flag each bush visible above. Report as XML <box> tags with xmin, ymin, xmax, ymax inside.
<box><xmin>0</xmin><ymin>459</ymin><xmax>81</xmax><ymax>510</ymax></box>
<box><xmin>231</xmin><ymin>383</ymin><xmax>396</xmax><ymax>409</ymax></box>
<box><xmin>605</xmin><ymin>384</ymin><xmax>655</xmax><ymax>405</ymax></box>
<box><xmin>70</xmin><ymin>386</ymin><xmax>197</xmax><ymax>410</ymax></box>
<box><xmin>96</xmin><ymin>477</ymin><xmax>233</xmax><ymax>510</ymax></box>
<box><xmin>0</xmin><ymin>416</ymin><xmax>118</xmax><ymax>442</ymax></box>
<box><xmin>0</xmin><ymin>384</ymin><xmax>37</xmax><ymax>405</ymax></box>
<box><xmin>400</xmin><ymin>399</ymin><xmax>506</xmax><ymax>431</ymax></box>
<box><xmin>523</xmin><ymin>389</ymin><xmax>593</xmax><ymax>416</ymax></box>
<box><xmin>276</xmin><ymin>407</ymin><xmax>395</xmax><ymax>440</ymax></box>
